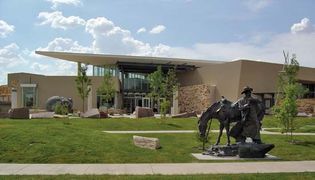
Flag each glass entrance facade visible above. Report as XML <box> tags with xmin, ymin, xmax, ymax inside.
<box><xmin>21</xmin><ymin>85</ymin><xmax>37</xmax><ymax>108</ymax></box>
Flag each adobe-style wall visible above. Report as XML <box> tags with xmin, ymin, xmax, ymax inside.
<box><xmin>178</xmin><ymin>84</ymin><xmax>216</xmax><ymax>113</ymax></box>
<box><xmin>296</xmin><ymin>98</ymin><xmax>315</xmax><ymax>114</ymax></box>
<box><xmin>7</xmin><ymin>73</ymin><xmax>121</xmax><ymax>111</ymax></box>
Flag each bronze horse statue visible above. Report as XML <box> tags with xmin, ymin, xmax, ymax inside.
<box><xmin>198</xmin><ymin>97</ymin><xmax>265</xmax><ymax>146</ymax></box>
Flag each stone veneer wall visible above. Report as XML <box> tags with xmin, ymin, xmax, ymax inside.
<box><xmin>178</xmin><ymin>84</ymin><xmax>215</xmax><ymax>113</ymax></box>
<box><xmin>296</xmin><ymin>98</ymin><xmax>315</xmax><ymax>114</ymax></box>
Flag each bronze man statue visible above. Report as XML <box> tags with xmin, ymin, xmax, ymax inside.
<box><xmin>231</xmin><ymin>86</ymin><xmax>262</xmax><ymax>144</ymax></box>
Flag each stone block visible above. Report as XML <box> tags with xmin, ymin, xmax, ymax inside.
<box><xmin>133</xmin><ymin>135</ymin><xmax>161</xmax><ymax>150</ymax></box>
<box><xmin>171</xmin><ymin>111</ymin><xmax>197</xmax><ymax>118</ymax></box>
<box><xmin>135</xmin><ymin>106</ymin><xmax>154</xmax><ymax>118</ymax></box>
<box><xmin>31</xmin><ymin>112</ymin><xmax>54</xmax><ymax>119</ymax></box>
<box><xmin>82</xmin><ymin>108</ymin><xmax>100</xmax><ymax>118</ymax></box>
<box><xmin>100</xmin><ymin>111</ymin><xmax>109</xmax><ymax>118</ymax></box>
<box><xmin>8</xmin><ymin>108</ymin><xmax>29</xmax><ymax>119</ymax></box>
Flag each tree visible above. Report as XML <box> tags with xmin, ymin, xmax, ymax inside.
<box><xmin>147</xmin><ymin>66</ymin><xmax>179</xmax><ymax>118</ymax></box>
<box><xmin>97</xmin><ymin>69</ymin><xmax>116</xmax><ymax>108</ymax></box>
<box><xmin>164</xmin><ymin>67</ymin><xmax>179</xmax><ymax>101</ymax></box>
<box><xmin>147</xmin><ymin>66</ymin><xmax>165</xmax><ymax>103</ymax></box>
<box><xmin>273</xmin><ymin>52</ymin><xmax>307</xmax><ymax>143</ymax></box>
<box><xmin>75</xmin><ymin>64</ymin><xmax>91</xmax><ymax>112</ymax></box>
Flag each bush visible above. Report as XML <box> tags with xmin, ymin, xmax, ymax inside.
<box><xmin>160</xmin><ymin>99</ymin><xmax>171</xmax><ymax>118</ymax></box>
<box><xmin>54</xmin><ymin>102</ymin><xmax>69</xmax><ymax>115</ymax></box>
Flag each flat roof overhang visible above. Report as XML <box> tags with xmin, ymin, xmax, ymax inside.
<box><xmin>35</xmin><ymin>51</ymin><xmax>224</xmax><ymax>68</ymax></box>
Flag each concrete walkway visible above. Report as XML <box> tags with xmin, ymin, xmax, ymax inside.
<box><xmin>103</xmin><ymin>130</ymin><xmax>315</xmax><ymax>136</ymax></box>
<box><xmin>103</xmin><ymin>130</ymin><xmax>195</xmax><ymax>134</ymax></box>
<box><xmin>1</xmin><ymin>161</ymin><xmax>315</xmax><ymax>175</ymax></box>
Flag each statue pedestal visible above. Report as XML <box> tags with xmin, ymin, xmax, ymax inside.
<box><xmin>204</xmin><ymin>143</ymin><xmax>275</xmax><ymax>158</ymax></box>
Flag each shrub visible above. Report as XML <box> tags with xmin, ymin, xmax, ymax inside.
<box><xmin>160</xmin><ymin>99</ymin><xmax>170</xmax><ymax>118</ymax></box>
<box><xmin>54</xmin><ymin>102</ymin><xmax>68</xmax><ymax>115</ymax></box>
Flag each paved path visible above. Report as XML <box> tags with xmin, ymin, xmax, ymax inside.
<box><xmin>1</xmin><ymin>161</ymin><xmax>315</xmax><ymax>175</ymax></box>
<box><xmin>103</xmin><ymin>130</ymin><xmax>195</xmax><ymax>134</ymax></box>
<box><xmin>103</xmin><ymin>130</ymin><xmax>315</xmax><ymax>135</ymax></box>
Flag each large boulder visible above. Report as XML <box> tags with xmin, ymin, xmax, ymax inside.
<box><xmin>133</xmin><ymin>135</ymin><xmax>161</xmax><ymax>150</ymax></box>
<box><xmin>8</xmin><ymin>108</ymin><xmax>29</xmax><ymax>119</ymax></box>
<box><xmin>135</xmin><ymin>106</ymin><xmax>154</xmax><ymax>118</ymax></box>
<box><xmin>45</xmin><ymin>96</ymin><xmax>73</xmax><ymax>113</ymax></box>
<box><xmin>171</xmin><ymin>111</ymin><xmax>197</xmax><ymax>118</ymax></box>
<box><xmin>82</xmin><ymin>108</ymin><xmax>100</xmax><ymax>118</ymax></box>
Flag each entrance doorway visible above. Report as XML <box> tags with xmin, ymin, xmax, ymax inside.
<box><xmin>123</xmin><ymin>93</ymin><xmax>153</xmax><ymax>113</ymax></box>
<box><xmin>142</xmin><ymin>97</ymin><xmax>150</xmax><ymax>108</ymax></box>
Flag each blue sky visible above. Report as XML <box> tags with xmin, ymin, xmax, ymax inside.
<box><xmin>1</xmin><ymin>0</ymin><xmax>315</xmax><ymax>85</ymax></box>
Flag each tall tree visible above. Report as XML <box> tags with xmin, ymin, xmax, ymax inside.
<box><xmin>273</xmin><ymin>52</ymin><xmax>307</xmax><ymax>142</ymax></box>
<box><xmin>147</xmin><ymin>66</ymin><xmax>179</xmax><ymax>118</ymax></box>
<box><xmin>97</xmin><ymin>67</ymin><xmax>116</xmax><ymax>107</ymax></box>
<box><xmin>163</xmin><ymin>66</ymin><xmax>179</xmax><ymax>101</ymax></box>
<box><xmin>75</xmin><ymin>64</ymin><xmax>91</xmax><ymax>112</ymax></box>
<box><xmin>147</xmin><ymin>66</ymin><xmax>165</xmax><ymax>102</ymax></box>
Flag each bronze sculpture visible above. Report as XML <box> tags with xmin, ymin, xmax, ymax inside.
<box><xmin>45</xmin><ymin>96</ymin><xmax>73</xmax><ymax>113</ymax></box>
<box><xmin>198</xmin><ymin>86</ymin><xmax>274</xmax><ymax>158</ymax></box>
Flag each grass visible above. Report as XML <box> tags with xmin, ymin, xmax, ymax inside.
<box><xmin>262</xmin><ymin>115</ymin><xmax>315</xmax><ymax>133</ymax></box>
<box><xmin>1</xmin><ymin>118</ymin><xmax>315</xmax><ymax>163</ymax></box>
<box><xmin>0</xmin><ymin>172</ymin><xmax>314</xmax><ymax>180</ymax></box>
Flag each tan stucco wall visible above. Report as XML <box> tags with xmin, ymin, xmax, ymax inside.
<box><xmin>237</xmin><ymin>60</ymin><xmax>315</xmax><ymax>99</ymax></box>
<box><xmin>178</xmin><ymin>84</ymin><xmax>215</xmax><ymax>113</ymax></box>
<box><xmin>237</xmin><ymin>60</ymin><xmax>282</xmax><ymax>97</ymax></box>
<box><xmin>8</xmin><ymin>73</ymin><xmax>120</xmax><ymax>111</ymax></box>
<box><xmin>177</xmin><ymin>61</ymin><xmax>242</xmax><ymax>101</ymax></box>
<box><xmin>179</xmin><ymin>59</ymin><xmax>315</xmax><ymax>103</ymax></box>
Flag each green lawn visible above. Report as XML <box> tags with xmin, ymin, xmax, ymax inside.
<box><xmin>0</xmin><ymin>117</ymin><xmax>315</xmax><ymax>163</ymax></box>
<box><xmin>262</xmin><ymin>115</ymin><xmax>315</xmax><ymax>133</ymax></box>
<box><xmin>2</xmin><ymin>172</ymin><xmax>315</xmax><ymax>180</ymax></box>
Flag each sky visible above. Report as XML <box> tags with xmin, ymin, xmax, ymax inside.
<box><xmin>1</xmin><ymin>0</ymin><xmax>315</xmax><ymax>85</ymax></box>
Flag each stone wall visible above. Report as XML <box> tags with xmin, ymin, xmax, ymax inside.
<box><xmin>178</xmin><ymin>84</ymin><xmax>215</xmax><ymax>113</ymax></box>
<box><xmin>296</xmin><ymin>98</ymin><xmax>315</xmax><ymax>114</ymax></box>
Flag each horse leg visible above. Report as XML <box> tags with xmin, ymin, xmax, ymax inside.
<box><xmin>225</xmin><ymin>122</ymin><xmax>231</xmax><ymax>146</ymax></box>
<box><xmin>215</xmin><ymin>123</ymin><xmax>224</xmax><ymax>145</ymax></box>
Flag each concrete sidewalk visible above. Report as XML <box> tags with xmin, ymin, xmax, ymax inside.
<box><xmin>1</xmin><ymin>161</ymin><xmax>315</xmax><ymax>175</ymax></box>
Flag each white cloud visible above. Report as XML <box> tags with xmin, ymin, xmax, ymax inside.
<box><xmin>37</xmin><ymin>37</ymin><xmax>91</xmax><ymax>52</ymax></box>
<box><xmin>85</xmin><ymin>17</ymin><xmax>169</xmax><ymax>55</ymax></box>
<box><xmin>38</xmin><ymin>11</ymin><xmax>86</xmax><ymax>30</ymax></box>
<box><xmin>243</xmin><ymin>0</ymin><xmax>272</xmax><ymax>12</ymax></box>
<box><xmin>291</xmin><ymin>18</ymin><xmax>314</xmax><ymax>34</ymax></box>
<box><xmin>137</xmin><ymin>27</ymin><xmax>146</xmax><ymax>34</ymax></box>
<box><xmin>0</xmin><ymin>43</ymin><xmax>29</xmax><ymax>85</ymax></box>
<box><xmin>0</xmin><ymin>43</ymin><xmax>28</xmax><ymax>68</ymax></box>
<box><xmin>46</xmin><ymin>0</ymin><xmax>82</xmax><ymax>9</ymax></box>
<box><xmin>29</xmin><ymin>37</ymin><xmax>92</xmax><ymax>76</ymax></box>
<box><xmin>21</xmin><ymin>15</ymin><xmax>315</xmax><ymax>86</ymax></box>
<box><xmin>164</xmin><ymin>32</ymin><xmax>315</xmax><ymax>68</ymax></box>
<box><xmin>149</xmin><ymin>25</ymin><xmax>166</xmax><ymax>34</ymax></box>
<box><xmin>0</xmin><ymin>20</ymin><xmax>14</xmax><ymax>38</ymax></box>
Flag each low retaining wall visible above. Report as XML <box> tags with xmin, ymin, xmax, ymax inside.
<box><xmin>178</xmin><ymin>84</ymin><xmax>215</xmax><ymax>113</ymax></box>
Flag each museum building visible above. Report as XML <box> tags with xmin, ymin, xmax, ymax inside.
<box><xmin>7</xmin><ymin>51</ymin><xmax>315</xmax><ymax>114</ymax></box>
